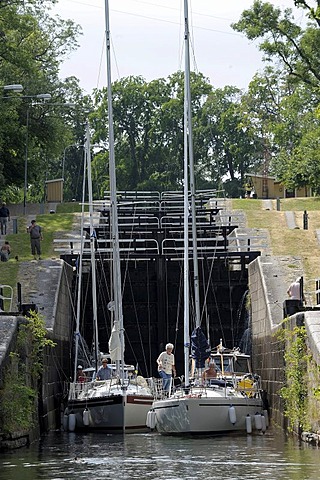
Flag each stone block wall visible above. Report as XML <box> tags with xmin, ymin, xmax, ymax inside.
<box><xmin>0</xmin><ymin>316</ymin><xmax>20</xmax><ymax>389</ymax></box>
<box><xmin>249</xmin><ymin>256</ymin><xmax>286</xmax><ymax>428</ymax></box>
<box><xmin>40</xmin><ymin>262</ymin><xmax>74</xmax><ymax>431</ymax></box>
<box><xmin>249</xmin><ymin>255</ymin><xmax>320</xmax><ymax>431</ymax></box>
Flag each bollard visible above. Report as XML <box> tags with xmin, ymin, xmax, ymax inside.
<box><xmin>12</xmin><ymin>218</ymin><xmax>18</xmax><ymax>234</ymax></box>
<box><xmin>303</xmin><ymin>210</ymin><xmax>308</xmax><ymax>230</ymax></box>
<box><xmin>276</xmin><ymin>197</ymin><xmax>280</xmax><ymax>211</ymax></box>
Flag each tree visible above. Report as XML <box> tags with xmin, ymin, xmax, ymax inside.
<box><xmin>229</xmin><ymin>1</ymin><xmax>320</xmax><ymax>195</ymax></box>
<box><xmin>198</xmin><ymin>86</ymin><xmax>260</xmax><ymax>196</ymax></box>
<box><xmin>232</xmin><ymin>0</ymin><xmax>320</xmax><ymax>88</ymax></box>
<box><xmin>0</xmin><ymin>0</ymin><xmax>83</xmax><ymax>202</ymax></box>
<box><xmin>91</xmin><ymin>72</ymin><xmax>213</xmax><ymax>193</ymax></box>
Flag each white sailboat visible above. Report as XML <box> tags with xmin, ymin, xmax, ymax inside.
<box><xmin>66</xmin><ymin>0</ymin><xmax>153</xmax><ymax>433</ymax></box>
<box><xmin>151</xmin><ymin>0</ymin><xmax>265</xmax><ymax>435</ymax></box>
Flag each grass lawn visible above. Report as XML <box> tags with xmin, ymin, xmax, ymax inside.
<box><xmin>56</xmin><ymin>203</ymin><xmax>87</xmax><ymax>214</ymax></box>
<box><xmin>0</xmin><ymin>213</ymin><xmax>75</xmax><ymax>295</ymax></box>
<box><xmin>231</xmin><ymin>197</ymin><xmax>320</xmax><ymax>303</ymax></box>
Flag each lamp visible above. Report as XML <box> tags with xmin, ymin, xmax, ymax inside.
<box><xmin>2</xmin><ymin>84</ymin><xmax>24</xmax><ymax>93</ymax></box>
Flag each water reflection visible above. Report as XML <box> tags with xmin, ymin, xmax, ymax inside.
<box><xmin>0</xmin><ymin>428</ymin><xmax>319</xmax><ymax>480</ymax></box>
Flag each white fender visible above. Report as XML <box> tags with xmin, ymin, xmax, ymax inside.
<box><xmin>83</xmin><ymin>409</ymin><xmax>90</xmax><ymax>426</ymax></box>
<box><xmin>263</xmin><ymin>409</ymin><xmax>269</xmax><ymax>428</ymax></box>
<box><xmin>146</xmin><ymin>410</ymin><xmax>151</xmax><ymax>427</ymax></box>
<box><xmin>147</xmin><ymin>411</ymin><xmax>156</xmax><ymax>429</ymax></box>
<box><xmin>68</xmin><ymin>413</ymin><xmax>76</xmax><ymax>432</ymax></box>
<box><xmin>254</xmin><ymin>412</ymin><xmax>262</xmax><ymax>430</ymax></box>
<box><xmin>63</xmin><ymin>414</ymin><xmax>69</xmax><ymax>431</ymax></box>
<box><xmin>261</xmin><ymin>414</ymin><xmax>267</xmax><ymax>433</ymax></box>
<box><xmin>228</xmin><ymin>405</ymin><xmax>237</xmax><ymax>425</ymax></box>
<box><xmin>245</xmin><ymin>414</ymin><xmax>252</xmax><ymax>434</ymax></box>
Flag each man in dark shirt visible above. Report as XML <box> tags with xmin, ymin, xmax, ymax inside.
<box><xmin>0</xmin><ymin>203</ymin><xmax>10</xmax><ymax>235</ymax></box>
<box><xmin>27</xmin><ymin>219</ymin><xmax>43</xmax><ymax>260</ymax></box>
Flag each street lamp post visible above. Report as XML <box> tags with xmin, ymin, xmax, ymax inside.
<box><xmin>23</xmin><ymin>94</ymin><xmax>52</xmax><ymax>215</ymax></box>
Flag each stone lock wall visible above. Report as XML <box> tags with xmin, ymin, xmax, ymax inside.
<box><xmin>0</xmin><ymin>260</ymin><xmax>74</xmax><ymax>449</ymax></box>
<box><xmin>249</xmin><ymin>256</ymin><xmax>287</xmax><ymax>427</ymax></box>
<box><xmin>40</xmin><ymin>261</ymin><xmax>74</xmax><ymax>432</ymax></box>
<box><xmin>249</xmin><ymin>255</ymin><xmax>320</xmax><ymax>431</ymax></box>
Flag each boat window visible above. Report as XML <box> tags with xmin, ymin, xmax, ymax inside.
<box><xmin>223</xmin><ymin>358</ymin><xmax>233</xmax><ymax>372</ymax></box>
<box><xmin>212</xmin><ymin>357</ymin><xmax>222</xmax><ymax>372</ymax></box>
<box><xmin>232</xmin><ymin>357</ymin><xmax>249</xmax><ymax>374</ymax></box>
<box><xmin>212</xmin><ymin>357</ymin><xmax>232</xmax><ymax>373</ymax></box>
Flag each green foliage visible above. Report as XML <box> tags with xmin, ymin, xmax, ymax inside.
<box><xmin>278</xmin><ymin>324</ymin><xmax>310</xmax><ymax>432</ymax></box>
<box><xmin>232</xmin><ymin>0</ymin><xmax>320</xmax><ymax>87</ymax></box>
<box><xmin>231</xmin><ymin>1</ymin><xmax>320</xmax><ymax>195</ymax></box>
<box><xmin>56</xmin><ymin>202</ymin><xmax>87</xmax><ymax>214</ymax></box>
<box><xmin>17</xmin><ymin>310</ymin><xmax>56</xmax><ymax>378</ymax></box>
<box><xmin>91</xmin><ymin>72</ymin><xmax>217</xmax><ymax>192</ymax></box>
<box><xmin>314</xmin><ymin>385</ymin><xmax>320</xmax><ymax>400</ymax></box>
<box><xmin>0</xmin><ymin>311</ymin><xmax>55</xmax><ymax>435</ymax></box>
<box><xmin>0</xmin><ymin>382</ymin><xmax>36</xmax><ymax>435</ymax></box>
<box><xmin>0</xmin><ymin>1</ymin><xmax>88</xmax><ymax>203</ymax></box>
<box><xmin>3</xmin><ymin>0</ymin><xmax>320</xmax><ymax>199</ymax></box>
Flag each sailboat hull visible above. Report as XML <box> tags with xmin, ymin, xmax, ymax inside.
<box><xmin>152</xmin><ymin>392</ymin><xmax>263</xmax><ymax>434</ymax></box>
<box><xmin>67</xmin><ymin>394</ymin><xmax>153</xmax><ymax>433</ymax></box>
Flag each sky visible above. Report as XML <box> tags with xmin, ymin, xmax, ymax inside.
<box><xmin>51</xmin><ymin>0</ymin><xmax>299</xmax><ymax>94</ymax></box>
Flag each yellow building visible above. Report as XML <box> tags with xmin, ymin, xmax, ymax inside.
<box><xmin>245</xmin><ymin>174</ymin><xmax>312</xmax><ymax>199</ymax></box>
<box><xmin>45</xmin><ymin>178</ymin><xmax>64</xmax><ymax>203</ymax></box>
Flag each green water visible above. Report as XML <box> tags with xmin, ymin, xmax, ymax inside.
<box><xmin>0</xmin><ymin>428</ymin><xmax>319</xmax><ymax>480</ymax></box>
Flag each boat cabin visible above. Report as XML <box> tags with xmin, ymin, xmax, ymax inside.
<box><xmin>210</xmin><ymin>353</ymin><xmax>252</xmax><ymax>377</ymax></box>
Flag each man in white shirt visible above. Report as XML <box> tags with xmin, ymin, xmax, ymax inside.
<box><xmin>157</xmin><ymin>343</ymin><xmax>176</xmax><ymax>392</ymax></box>
<box><xmin>287</xmin><ymin>277</ymin><xmax>302</xmax><ymax>301</ymax></box>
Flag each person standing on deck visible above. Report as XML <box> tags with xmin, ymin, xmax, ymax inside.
<box><xmin>157</xmin><ymin>343</ymin><xmax>176</xmax><ymax>392</ymax></box>
<box><xmin>95</xmin><ymin>358</ymin><xmax>112</xmax><ymax>380</ymax></box>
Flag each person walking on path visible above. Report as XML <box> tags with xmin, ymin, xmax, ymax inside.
<box><xmin>27</xmin><ymin>219</ymin><xmax>43</xmax><ymax>260</ymax></box>
<box><xmin>0</xmin><ymin>203</ymin><xmax>10</xmax><ymax>235</ymax></box>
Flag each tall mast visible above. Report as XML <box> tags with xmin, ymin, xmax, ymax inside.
<box><xmin>104</xmin><ymin>0</ymin><xmax>125</xmax><ymax>379</ymax></box>
<box><xmin>184</xmin><ymin>0</ymin><xmax>201</xmax><ymax>330</ymax></box>
<box><xmin>73</xmin><ymin>141</ymin><xmax>87</xmax><ymax>383</ymax></box>
<box><xmin>86</xmin><ymin>122</ymin><xmax>100</xmax><ymax>371</ymax></box>
<box><xmin>183</xmin><ymin>0</ymin><xmax>190</xmax><ymax>387</ymax></box>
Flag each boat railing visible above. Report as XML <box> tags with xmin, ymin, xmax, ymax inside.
<box><xmin>68</xmin><ymin>381</ymin><xmax>92</xmax><ymax>400</ymax></box>
<box><xmin>149</xmin><ymin>377</ymin><xmax>172</xmax><ymax>400</ymax></box>
<box><xmin>68</xmin><ymin>377</ymin><xmax>123</xmax><ymax>399</ymax></box>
